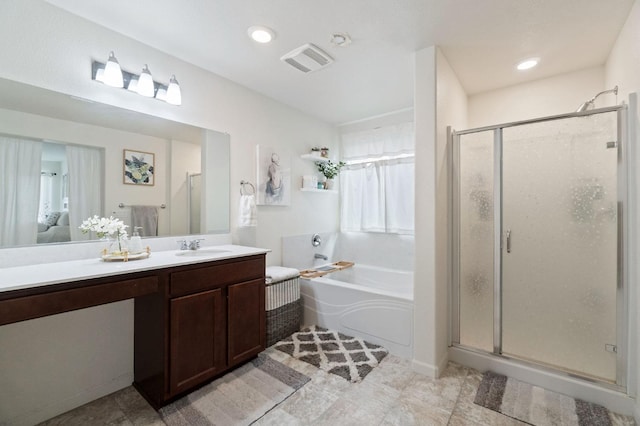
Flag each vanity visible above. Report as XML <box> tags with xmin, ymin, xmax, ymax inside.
<box><xmin>0</xmin><ymin>245</ymin><xmax>268</xmax><ymax>409</ymax></box>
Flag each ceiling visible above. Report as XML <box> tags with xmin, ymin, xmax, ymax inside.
<box><xmin>44</xmin><ymin>0</ymin><xmax>635</xmax><ymax>124</ymax></box>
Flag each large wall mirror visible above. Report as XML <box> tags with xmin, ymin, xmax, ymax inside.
<box><xmin>0</xmin><ymin>78</ymin><xmax>230</xmax><ymax>249</ymax></box>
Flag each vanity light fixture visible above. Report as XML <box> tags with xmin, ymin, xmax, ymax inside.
<box><xmin>103</xmin><ymin>51</ymin><xmax>124</xmax><ymax>88</ymax></box>
<box><xmin>166</xmin><ymin>75</ymin><xmax>182</xmax><ymax>105</ymax></box>
<box><xmin>91</xmin><ymin>52</ymin><xmax>182</xmax><ymax>105</ymax></box>
<box><xmin>248</xmin><ymin>26</ymin><xmax>275</xmax><ymax>43</ymax></box>
<box><xmin>516</xmin><ymin>57</ymin><xmax>539</xmax><ymax>71</ymax></box>
<box><xmin>137</xmin><ymin>64</ymin><xmax>155</xmax><ymax>97</ymax></box>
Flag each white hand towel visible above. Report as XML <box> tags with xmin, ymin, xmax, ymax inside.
<box><xmin>238</xmin><ymin>194</ymin><xmax>257</xmax><ymax>227</ymax></box>
<box><xmin>265</xmin><ymin>266</ymin><xmax>300</xmax><ymax>284</ymax></box>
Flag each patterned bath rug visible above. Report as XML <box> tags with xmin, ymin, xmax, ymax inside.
<box><xmin>474</xmin><ymin>371</ymin><xmax>620</xmax><ymax>426</ymax></box>
<box><xmin>159</xmin><ymin>353</ymin><xmax>310</xmax><ymax>425</ymax></box>
<box><xmin>274</xmin><ymin>325</ymin><xmax>388</xmax><ymax>383</ymax></box>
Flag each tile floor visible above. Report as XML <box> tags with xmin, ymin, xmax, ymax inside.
<box><xmin>40</xmin><ymin>347</ymin><xmax>636</xmax><ymax>425</ymax></box>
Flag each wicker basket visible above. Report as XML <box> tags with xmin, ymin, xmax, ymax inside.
<box><xmin>265</xmin><ymin>274</ymin><xmax>302</xmax><ymax>347</ymax></box>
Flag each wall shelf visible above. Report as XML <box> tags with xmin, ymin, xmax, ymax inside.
<box><xmin>300</xmin><ymin>154</ymin><xmax>330</xmax><ymax>163</ymax></box>
<box><xmin>300</xmin><ymin>188</ymin><xmax>337</xmax><ymax>194</ymax></box>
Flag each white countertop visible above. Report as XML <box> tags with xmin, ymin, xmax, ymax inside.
<box><xmin>0</xmin><ymin>245</ymin><xmax>270</xmax><ymax>294</ymax></box>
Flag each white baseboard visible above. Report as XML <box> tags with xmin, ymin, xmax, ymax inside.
<box><xmin>412</xmin><ymin>358</ymin><xmax>438</xmax><ymax>377</ymax></box>
<box><xmin>4</xmin><ymin>373</ymin><xmax>132</xmax><ymax>426</ymax></box>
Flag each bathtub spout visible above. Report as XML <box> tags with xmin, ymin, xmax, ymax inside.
<box><xmin>314</xmin><ymin>253</ymin><xmax>328</xmax><ymax>261</ymax></box>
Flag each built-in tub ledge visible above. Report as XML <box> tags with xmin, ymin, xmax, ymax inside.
<box><xmin>299</xmin><ymin>261</ymin><xmax>354</xmax><ymax>278</ymax></box>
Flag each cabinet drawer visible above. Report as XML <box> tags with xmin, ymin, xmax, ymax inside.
<box><xmin>170</xmin><ymin>256</ymin><xmax>265</xmax><ymax>297</ymax></box>
<box><xmin>0</xmin><ymin>275</ymin><xmax>158</xmax><ymax>326</ymax></box>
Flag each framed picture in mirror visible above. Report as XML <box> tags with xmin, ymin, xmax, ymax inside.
<box><xmin>123</xmin><ymin>149</ymin><xmax>155</xmax><ymax>186</ymax></box>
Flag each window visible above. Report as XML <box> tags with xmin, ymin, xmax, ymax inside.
<box><xmin>340</xmin><ymin>123</ymin><xmax>414</xmax><ymax>234</ymax></box>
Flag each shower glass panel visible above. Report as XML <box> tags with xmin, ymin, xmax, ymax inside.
<box><xmin>501</xmin><ymin>112</ymin><xmax>618</xmax><ymax>382</ymax></box>
<box><xmin>458</xmin><ymin>130</ymin><xmax>494</xmax><ymax>352</ymax></box>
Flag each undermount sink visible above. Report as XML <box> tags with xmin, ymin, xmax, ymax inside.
<box><xmin>175</xmin><ymin>248</ymin><xmax>232</xmax><ymax>257</ymax></box>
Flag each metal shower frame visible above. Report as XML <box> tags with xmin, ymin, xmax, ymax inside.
<box><xmin>449</xmin><ymin>105</ymin><xmax>628</xmax><ymax>392</ymax></box>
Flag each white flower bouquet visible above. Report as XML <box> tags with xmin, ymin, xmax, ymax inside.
<box><xmin>79</xmin><ymin>215</ymin><xmax>129</xmax><ymax>253</ymax></box>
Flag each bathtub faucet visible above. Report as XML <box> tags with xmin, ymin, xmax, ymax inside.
<box><xmin>314</xmin><ymin>253</ymin><xmax>328</xmax><ymax>261</ymax></box>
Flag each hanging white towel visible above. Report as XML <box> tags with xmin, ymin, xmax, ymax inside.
<box><xmin>238</xmin><ymin>194</ymin><xmax>257</xmax><ymax>227</ymax></box>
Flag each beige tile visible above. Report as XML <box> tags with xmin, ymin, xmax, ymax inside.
<box><xmin>38</xmin><ymin>393</ymin><xmax>130</xmax><ymax>426</ymax></box>
<box><xmin>254</xmin><ymin>407</ymin><xmax>302</xmax><ymax>425</ymax></box>
<box><xmin>314</xmin><ymin>380</ymin><xmax>400</xmax><ymax>425</ymax></box>
<box><xmin>399</xmin><ymin>362</ymin><xmax>468</xmax><ymax>414</ymax></box>
<box><xmin>380</xmin><ymin>399</ymin><xmax>451</xmax><ymax>425</ymax></box>
<box><xmin>362</xmin><ymin>354</ymin><xmax>417</xmax><ymax>391</ymax></box>
<box><xmin>112</xmin><ymin>387</ymin><xmax>164</xmax><ymax>426</ymax></box>
<box><xmin>278</xmin><ymin>380</ymin><xmax>343</xmax><ymax>422</ymax></box>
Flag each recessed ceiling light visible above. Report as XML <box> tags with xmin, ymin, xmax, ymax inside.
<box><xmin>516</xmin><ymin>58</ymin><xmax>539</xmax><ymax>71</ymax></box>
<box><xmin>248</xmin><ymin>26</ymin><xmax>275</xmax><ymax>43</ymax></box>
<box><xmin>330</xmin><ymin>33</ymin><xmax>352</xmax><ymax>47</ymax></box>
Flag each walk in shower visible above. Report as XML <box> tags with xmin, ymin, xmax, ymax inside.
<box><xmin>451</xmin><ymin>106</ymin><xmax>627</xmax><ymax>391</ymax></box>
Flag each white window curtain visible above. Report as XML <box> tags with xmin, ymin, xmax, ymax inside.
<box><xmin>38</xmin><ymin>175</ymin><xmax>53</xmax><ymax>222</ymax></box>
<box><xmin>342</xmin><ymin>122</ymin><xmax>414</xmax><ymax>161</ymax></box>
<box><xmin>340</xmin><ymin>123</ymin><xmax>415</xmax><ymax>234</ymax></box>
<box><xmin>0</xmin><ymin>136</ymin><xmax>42</xmax><ymax>246</ymax></box>
<box><xmin>66</xmin><ymin>145</ymin><xmax>103</xmax><ymax>241</ymax></box>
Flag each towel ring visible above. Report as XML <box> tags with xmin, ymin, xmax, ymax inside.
<box><xmin>240</xmin><ymin>180</ymin><xmax>255</xmax><ymax>195</ymax></box>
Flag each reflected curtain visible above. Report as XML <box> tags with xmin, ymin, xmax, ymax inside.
<box><xmin>0</xmin><ymin>136</ymin><xmax>42</xmax><ymax>246</ymax></box>
<box><xmin>66</xmin><ymin>145</ymin><xmax>103</xmax><ymax>241</ymax></box>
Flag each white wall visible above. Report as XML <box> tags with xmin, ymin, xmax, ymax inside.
<box><xmin>468</xmin><ymin>67</ymin><xmax>605</xmax><ymax>128</ymax></box>
<box><xmin>0</xmin><ymin>1</ymin><xmax>338</xmax><ymax>424</ymax></box>
<box><xmin>605</xmin><ymin>2</ymin><xmax>640</xmax><ymax>421</ymax></box>
<box><xmin>413</xmin><ymin>46</ymin><xmax>439</xmax><ymax>376</ymax></box>
<box><xmin>606</xmin><ymin>1</ymin><xmax>640</xmax><ymax>100</ymax></box>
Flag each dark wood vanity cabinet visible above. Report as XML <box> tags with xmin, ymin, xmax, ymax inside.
<box><xmin>134</xmin><ymin>254</ymin><xmax>266</xmax><ymax>408</ymax></box>
<box><xmin>169</xmin><ymin>288</ymin><xmax>226</xmax><ymax>395</ymax></box>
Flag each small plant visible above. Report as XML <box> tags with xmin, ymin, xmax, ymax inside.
<box><xmin>316</xmin><ymin>160</ymin><xmax>346</xmax><ymax>179</ymax></box>
<box><xmin>79</xmin><ymin>215</ymin><xmax>128</xmax><ymax>253</ymax></box>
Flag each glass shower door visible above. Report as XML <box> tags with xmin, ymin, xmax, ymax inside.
<box><xmin>501</xmin><ymin>112</ymin><xmax>619</xmax><ymax>382</ymax></box>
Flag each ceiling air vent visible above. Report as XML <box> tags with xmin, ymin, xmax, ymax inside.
<box><xmin>280</xmin><ymin>43</ymin><xmax>334</xmax><ymax>73</ymax></box>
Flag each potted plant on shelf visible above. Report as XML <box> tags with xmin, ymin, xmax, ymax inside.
<box><xmin>316</xmin><ymin>160</ymin><xmax>346</xmax><ymax>190</ymax></box>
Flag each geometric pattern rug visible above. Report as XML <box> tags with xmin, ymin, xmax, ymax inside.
<box><xmin>274</xmin><ymin>325</ymin><xmax>388</xmax><ymax>383</ymax></box>
<box><xmin>474</xmin><ymin>371</ymin><xmax>614</xmax><ymax>426</ymax></box>
<box><xmin>159</xmin><ymin>353</ymin><xmax>310</xmax><ymax>425</ymax></box>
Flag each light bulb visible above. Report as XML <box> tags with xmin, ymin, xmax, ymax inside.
<box><xmin>166</xmin><ymin>75</ymin><xmax>182</xmax><ymax>105</ymax></box>
<box><xmin>103</xmin><ymin>51</ymin><xmax>124</xmax><ymax>88</ymax></box>
<box><xmin>516</xmin><ymin>58</ymin><xmax>539</xmax><ymax>71</ymax></box>
<box><xmin>137</xmin><ymin>64</ymin><xmax>155</xmax><ymax>97</ymax></box>
<box><xmin>248</xmin><ymin>26</ymin><xmax>275</xmax><ymax>43</ymax></box>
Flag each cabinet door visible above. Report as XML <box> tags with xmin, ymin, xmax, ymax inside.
<box><xmin>169</xmin><ymin>289</ymin><xmax>226</xmax><ymax>395</ymax></box>
<box><xmin>228</xmin><ymin>279</ymin><xmax>265</xmax><ymax>366</ymax></box>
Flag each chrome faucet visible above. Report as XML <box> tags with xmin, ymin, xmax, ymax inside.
<box><xmin>314</xmin><ymin>253</ymin><xmax>328</xmax><ymax>261</ymax></box>
<box><xmin>188</xmin><ymin>239</ymin><xmax>204</xmax><ymax>250</ymax></box>
<box><xmin>177</xmin><ymin>239</ymin><xmax>204</xmax><ymax>250</ymax></box>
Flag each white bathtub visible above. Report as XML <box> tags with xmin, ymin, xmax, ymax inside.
<box><xmin>300</xmin><ymin>264</ymin><xmax>414</xmax><ymax>359</ymax></box>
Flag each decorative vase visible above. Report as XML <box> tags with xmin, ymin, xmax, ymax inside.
<box><xmin>325</xmin><ymin>179</ymin><xmax>335</xmax><ymax>190</ymax></box>
<box><xmin>106</xmin><ymin>233</ymin><xmax>127</xmax><ymax>256</ymax></box>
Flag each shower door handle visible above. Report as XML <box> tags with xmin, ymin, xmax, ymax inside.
<box><xmin>506</xmin><ymin>229</ymin><xmax>511</xmax><ymax>253</ymax></box>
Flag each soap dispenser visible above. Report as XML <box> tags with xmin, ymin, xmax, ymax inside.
<box><xmin>130</xmin><ymin>226</ymin><xmax>143</xmax><ymax>254</ymax></box>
